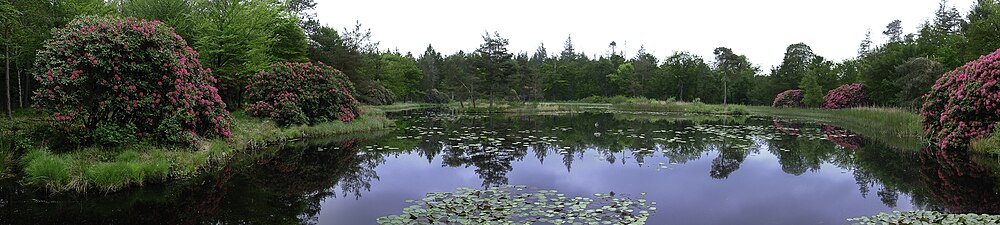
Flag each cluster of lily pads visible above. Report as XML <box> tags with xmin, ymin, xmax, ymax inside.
<box><xmin>847</xmin><ymin>211</ymin><xmax>1000</xmax><ymax>224</ymax></box>
<box><xmin>376</xmin><ymin>185</ymin><xmax>656</xmax><ymax>224</ymax></box>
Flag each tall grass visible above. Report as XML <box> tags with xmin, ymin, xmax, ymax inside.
<box><xmin>747</xmin><ymin>106</ymin><xmax>924</xmax><ymax>151</ymax></box>
<box><xmin>11</xmin><ymin>107</ymin><xmax>394</xmax><ymax>193</ymax></box>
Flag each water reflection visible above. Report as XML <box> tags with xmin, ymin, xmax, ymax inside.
<box><xmin>2</xmin><ymin>110</ymin><xmax>1000</xmax><ymax>224</ymax></box>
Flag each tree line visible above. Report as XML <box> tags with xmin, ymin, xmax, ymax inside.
<box><xmin>4</xmin><ymin>0</ymin><xmax>1000</xmax><ymax>118</ymax></box>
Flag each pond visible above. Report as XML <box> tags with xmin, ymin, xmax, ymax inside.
<box><xmin>3</xmin><ymin>109</ymin><xmax>1000</xmax><ymax>224</ymax></box>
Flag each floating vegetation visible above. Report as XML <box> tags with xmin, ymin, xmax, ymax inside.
<box><xmin>376</xmin><ymin>185</ymin><xmax>657</xmax><ymax>225</ymax></box>
<box><xmin>847</xmin><ymin>211</ymin><xmax>1000</xmax><ymax>224</ymax></box>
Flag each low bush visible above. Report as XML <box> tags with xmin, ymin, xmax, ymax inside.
<box><xmin>921</xmin><ymin>49</ymin><xmax>1000</xmax><ymax>149</ymax></box>
<box><xmin>772</xmin><ymin>90</ymin><xmax>804</xmax><ymax>107</ymax></box>
<box><xmin>355</xmin><ymin>80</ymin><xmax>396</xmax><ymax>105</ymax></box>
<box><xmin>822</xmin><ymin>83</ymin><xmax>869</xmax><ymax>109</ymax></box>
<box><xmin>32</xmin><ymin>16</ymin><xmax>231</xmax><ymax>145</ymax></box>
<box><xmin>424</xmin><ymin>88</ymin><xmax>450</xmax><ymax>103</ymax></box>
<box><xmin>245</xmin><ymin>62</ymin><xmax>362</xmax><ymax>126</ymax></box>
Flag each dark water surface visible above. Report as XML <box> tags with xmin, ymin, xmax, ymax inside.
<box><xmin>3</xmin><ymin>110</ymin><xmax>1000</xmax><ymax>224</ymax></box>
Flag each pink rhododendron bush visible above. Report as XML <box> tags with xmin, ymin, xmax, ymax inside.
<box><xmin>921</xmin><ymin>49</ymin><xmax>1000</xmax><ymax>149</ymax></box>
<box><xmin>772</xmin><ymin>89</ymin><xmax>804</xmax><ymax>107</ymax></box>
<box><xmin>245</xmin><ymin>62</ymin><xmax>361</xmax><ymax>126</ymax></box>
<box><xmin>822</xmin><ymin>83</ymin><xmax>869</xmax><ymax>109</ymax></box>
<box><xmin>32</xmin><ymin>16</ymin><xmax>231</xmax><ymax>145</ymax></box>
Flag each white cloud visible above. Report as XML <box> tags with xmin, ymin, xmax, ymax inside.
<box><xmin>315</xmin><ymin>0</ymin><xmax>974</xmax><ymax>70</ymax></box>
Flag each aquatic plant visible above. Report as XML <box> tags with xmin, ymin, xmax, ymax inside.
<box><xmin>245</xmin><ymin>62</ymin><xmax>361</xmax><ymax>126</ymax></box>
<box><xmin>848</xmin><ymin>211</ymin><xmax>1000</xmax><ymax>224</ymax></box>
<box><xmin>822</xmin><ymin>83</ymin><xmax>869</xmax><ymax>109</ymax></box>
<box><xmin>921</xmin><ymin>49</ymin><xmax>1000</xmax><ymax>149</ymax></box>
<box><xmin>377</xmin><ymin>185</ymin><xmax>656</xmax><ymax>224</ymax></box>
<box><xmin>772</xmin><ymin>90</ymin><xmax>804</xmax><ymax>108</ymax></box>
<box><xmin>32</xmin><ymin>16</ymin><xmax>231</xmax><ymax>145</ymax></box>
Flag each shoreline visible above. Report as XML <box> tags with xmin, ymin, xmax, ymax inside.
<box><xmin>1</xmin><ymin>106</ymin><xmax>396</xmax><ymax>193</ymax></box>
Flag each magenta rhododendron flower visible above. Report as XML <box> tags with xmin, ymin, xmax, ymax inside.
<box><xmin>32</xmin><ymin>16</ymin><xmax>231</xmax><ymax>145</ymax></box>
<box><xmin>244</xmin><ymin>62</ymin><xmax>361</xmax><ymax>126</ymax></box>
<box><xmin>921</xmin><ymin>48</ymin><xmax>1000</xmax><ymax>150</ymax></box>
<box><xmin>772</xmin><ymin>89</ymin><xmax>804</xmax><ymax>107</ymax></box>
<box><xmin>821</xmin><ymin>83</ymin><xmax>869</xmax><ymax>109</ymax></box>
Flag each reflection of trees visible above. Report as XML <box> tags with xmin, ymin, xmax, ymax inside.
<box><xmin>710</xmin><ymin>146</ymin><xmax>748</xmax><ymax>179</ymax></box>
<box><xmin>821</xmin><ymin>125</ymin><xmax>862</xmax><ymax>150</ymax></box>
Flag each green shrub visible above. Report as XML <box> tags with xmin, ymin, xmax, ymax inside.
<box><xmin>32</xmin><ymin>16</ymin><xmax>231</xmax><ymax>145</ymax></box>
<box><xmin>245</xmin><ymin>62</ymin><xmax>362</xmax><ymax>126</ymax></box>
<box><xmin>424</xmin><ymin>88</ymin><xmax>450</xmax><ymax>103</ymax></box>
<box><xmin>356</xmin><ymin>79</ymin><xmax>396</xmax><ymax>105</ymax></box>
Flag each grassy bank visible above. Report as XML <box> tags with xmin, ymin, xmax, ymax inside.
<box><xmin>747</xmin><ymin>106</ymin><xmax>925</xmax><ymax>151</ymax></box>
<box><xmin>445</xmin><ymin>99</ymin><xmax>749</xmax><ymax>115</ymax></box>
<box><xmin>440</xmin><ymin>97</ymin><xmax>924</xmax><ymax>151</ymax></box>
<box><xmin>1</xmin><ymin>107</ymin><xmax>393</xmax><ymax>192</ymax></box>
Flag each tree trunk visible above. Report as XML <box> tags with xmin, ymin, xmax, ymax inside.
<box><xmin>723</xmin><ymin>77</ymin><xmax>728</xmax><ymax>105</ymax></box>
<box><xmin>5</xmin><ymin>44</ymin><xmax>12</xmax><ymax>119</ymax></box>
<box><xmin>17</xmin><ymin>68</ymin><xmax>21</xmax><ymax>108</ymax></box>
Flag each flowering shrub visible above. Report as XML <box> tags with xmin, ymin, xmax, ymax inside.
<box><xmin>32</xmin><ymin>16</ymin><xmax>231</xmax><ymax>145</ymax></box>
<box><xmin>245</xmin><ymin>62</ymin><xmax>361</xmax><ymax>126</ymax></box>
<box><xmin>822</xmin><ymin>83</ymin><xmax>869</xmax><ymax>109</ymax></box>
<box><xmin>772</xmin><ymin>90</ymin><xmax>804</xmax><ymax>107</ymax></box>
<box><xmin>921</xmin><ymin>49</ymin><xmax>1000</xmax><ymax>149</ymax></box>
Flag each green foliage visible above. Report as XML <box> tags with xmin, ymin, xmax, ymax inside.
<box><xmin>894</xmin><ymin>57</ymin><xmax>945</xmax><ymax>108</ymax></box>
<box><xmin>799</xmin><ymin>71</ymin><xmax>823</xmax><ymax>107</ymax></box>
<box><xmin>424</xmin><ymin>88</ymin><xmax>449</xmax><ymax>103</ymax></box>
<box><xmin>848</xmin><ymin>211</ymin><xmax>1000</xmax><ymax>225</ymax></box>
<box><xmin>377</xmin><ymin>186</ymin><xmax>657</xmax><ymax>224</ymax></box>
<box><xmin>32</xmin><ymin>16</ymin><xmax>232</xmax><ymax>145</ymax></box>
<box><xmin>773</xmin><ymin>43</ymin><xmax>815</xmax><ymax>94</ymax></box>
<box><xmin>377</xmin><ymin>53</ymin><xmax>423</xmax><ymax>100</ymax></box>
<box><xmin>965</xmin><ymin>0</ymin><xmax>1000</xmax><ymax>62</ymax></box>
<box><xmin>661</xmin><ymin>51</ymin><xmax>711</xmax><ymax>102</ymax></box>
<box><xmin>245</xmin><ymin>62</ymin><xmax>361</xmax><ymax>126</ymax></box>
<box><xmin>355</xmin><ymin>79</ymin><xmax>396</xmax><ymax>105</ymax></box>
<box><xmin>119</xmin><ymin>0</ymin><xmax>198</xmax><ymax>41</ymax></box>
<box><xmin>473</xmin><ymin>32</ymin><xmax>516</xmax><ymax>101</ymax></box>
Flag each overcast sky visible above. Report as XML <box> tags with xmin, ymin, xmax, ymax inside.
<box><xmin>314</xmin><ymin>0</ymin><xmax>975</xmax><ymax>70</ymax></box>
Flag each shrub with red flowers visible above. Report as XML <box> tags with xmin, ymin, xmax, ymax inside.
<box><xmin>32</xmin><ymin>16</ymin><xmax>231</xmax><ymax>145</ymax></box>
<box><xmin>772</xmin><ymin>89</ymin><xmax>804</xmax><ymax>107</ymax></box>
<box><xmin>245</xmin><ymin>62</ymin><xmax>361</xmax><ymax>126</ymax></box>
<box><xmin>822</xmin><ymin>83</ymin><xmax>869</xmax><ymax>109</ymax></box>
<box><xmin>921</xmin><ymin>49</ymin><xmax>1000</xmax><ymax>149</ymax></box>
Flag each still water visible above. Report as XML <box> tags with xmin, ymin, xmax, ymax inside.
<box><xmin>2</xmin><ymin>109</ymin><xmax>1000</xmax><ymax>224</ymax></box>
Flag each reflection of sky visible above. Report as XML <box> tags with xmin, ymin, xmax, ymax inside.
<box><xmin>317</xmin><ymin>145</ymin><xmax>912</xmax><ymax>225</ymax></box>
